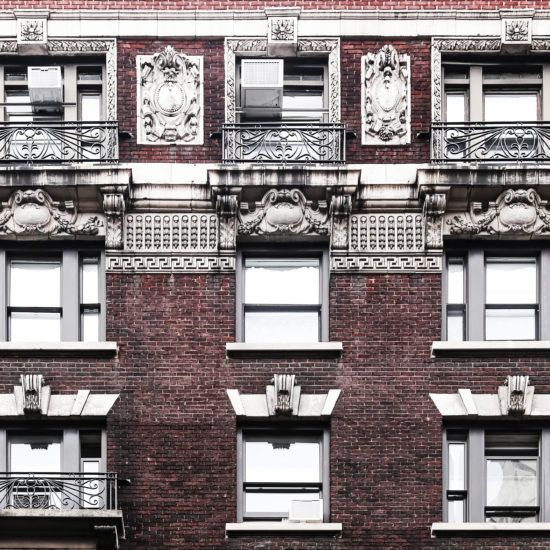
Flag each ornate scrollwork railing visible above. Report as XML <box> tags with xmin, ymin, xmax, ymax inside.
<box><xmin>0</xmin><ymin>121</ymin><xmax>119</xmax><ymax>163</ymax></box>
<box><xmin>222</xmin><ymin>123</ymin><xmax>346</xmax><ymax>163</ymax></box>
<box><xmin>432</xmin><ymin>122</ymin><xmax>550</xmax><ymax>162</ymax></box>
<box><xmin>0</xmin><ymin>473</ymin><xmax>118</xmax><ymax>510</ymax></box>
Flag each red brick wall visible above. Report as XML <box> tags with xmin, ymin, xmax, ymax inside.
<box><xmin>118</xmin><ymin>38</ymin><xmax>432</xmax><ymax>164</ymax></box>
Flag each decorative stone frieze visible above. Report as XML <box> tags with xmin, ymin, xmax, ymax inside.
<box><xmin>362</xmin><ymin>45</ymin><xmax>410</xmax><ymax>145</ymax></box>
<box><xmin>216</xmin><ymin>194</ymin><xmax>239</xmax><ymax>251</ymax></box>
<box><xmin>330</xmin><ymin>194</ymin><xmax>352</xmax><ymax>250</ymax></box>
<box><xmin>0</xmin><ymin>189</ymin><xmax>103</xmax><ymax>238</ymax></box>
<box><xmin>331</xmin><ymin>254</ymin><xmax>441</xmax><ymax>272</ymax></box>
<box><xmin>423</xmin><ymin>193</ymin><xmax>447</xmax><ymax>250</ymax></box>
<box><xmin>21</xmin><ymin>374</ymin><xmax>44</xmax><ymax>414</ymax></box>
<box><xmin>106</xmin><ymin>255</ymin><xmax>235</xmax><ymax>273</ymax></box>
<box><xmin>238</xmin><ymin>188</ymin><xmax>329</xmax><ymax>237</ymax></box>
<box><xmin>137</xmin><ymin>46</ymin><xmax>203</xmax><ymax>145</ymax></box>
<box><xmin>225</xmin><ymin>38</ymin><xmax>340</xmax><ymax>123</ymax></box>
<box><xmin>446</xmin><ymin>188</ymin><xmax>550</xmax><ymax>237</ymax></box>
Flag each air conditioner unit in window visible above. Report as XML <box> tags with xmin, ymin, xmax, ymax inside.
<box><xmin>288</xmin><ymin>498</ymin><xmax>323</xmax><ymax>523</ymax></box>
<box><xmin>28</xmin><ymin>66</ymin><xmax>63</xmax><ymax>108</ymax></box>
<box><xmin>240</xmin><ymin>59</ymin><xmax>283</xmax><ymax>119</ymax></box>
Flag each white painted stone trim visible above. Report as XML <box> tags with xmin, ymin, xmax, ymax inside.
<box><xmin>431</xmin><ymin>522</ymin><xmax>550</xmax><ymax>537</ymax></box>
<box><xmin>226</xmin><ymin>342</ymin><xmax>343</xmax><ymax>357</ymax></box>
<box><xmin>226</xmin><ymin>521</ymin><xmax>342</xmax><ymax>533</ymax></box>
<box><xmin>432</xmin><ymin>340</ymin><xmax>550</xmax><ymax>357</ymax></box>
<box><xmin>0</xmin><ymin>341</ymin><xmax>118</xmax><ymax>355</ymax></box>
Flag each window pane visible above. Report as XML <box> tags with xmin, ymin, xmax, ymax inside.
<box><xmin>447</xmin><ymin>259</ymin><xmax>464</xmax><ymax>304</ymax></box>
<box><xmin>282</xmin><ymin>91</ymin><xmax>323</xmax><ymax>120</ymax></box>
<box><xmin>486</xmin><ymin>259</ymin><xmax>536</xmax><ymax>304</ymax></box>
<box><xmin>245</xmin><ymin>440</ymin><xmax>320</xmax><ymax>483</ymax></box>
<box><xmin>245</xmin><ymin>491</ymin><xmax>321</xmax><ymax>515</ymax></box>
<box><xmin>81</xmin><ymin>310</ymin><xmax>100</xmax><ymax>342</ymax></box>
<box><xmin>486</xmin><ymin>514</ymin><xmax>537</xmax><ymax>523</ymax></box>
<box><xmin>82</xmin><ymin>257</ymin><xmax>99</xmax><ymax>303</ymax></box>
<box><xmin>484</xmin><ymin>93</ymin><xmax>538</xmax><ymax>122</ymax></box>
<box><xmin>80</xmin><ymin>93</ymin><xmax>102</xmax><ymax>121</ymax></box>
<box><xmin>485</xmin><ymin>308</ymin><xmax>536</xmax><ymax>340</ymax></box>
<box><xmin>10</xmin><ymin>312</ymin><xmax>61</xmax><ymax>342</ymax></box>
<box><xmin>447</xmin><ymin>311</ymin><xmax>464</xmax><ymax>342</ymax></box>
<box><xmin>245</xmin><ymin>311</ymin><xmax>319</xmax><ymax>343</ymax></box>
<box><xmin>80</xmin><ymin>431</ymin><xmax>102</xmax><ymax>459</ymax></box>
<box><xmin>449</xmin><ymin>443</ymin><xmax>465</xmax><ymax>491</ymax></box>
<box><xmin>10</xmin><ymin>439</ymin><xmax>61</xmax><ymax>473</ymax></box>
<box><xmin>486</xmin><ymin>459</ymin><xmax>537</xmax><ymax>507</ymax></box>
<box><xmin>10</xmin><ymin>260</ymin><xmax>61</xmax><ymax>307</ymax></box>
<box><xmin>245</xmin><ymin>258</ymin><xmax>320</xmax><ymax>305</ymax></box>
<box><xmin>5</xmin><ymin>92</ymin><xmax>32</xmax><ymax>121</ymax></box>
<box><xmin>446</xmin><ymin>93</ymin><xmax>466</xmax><ymax>123</ymax></box>
<box><xmin>448</xmin><ymin>500</ymin><xmax>465</xmax><ymax>523</ymax></box>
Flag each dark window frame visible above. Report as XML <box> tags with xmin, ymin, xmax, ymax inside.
<box><xmin>236</xmin><ymin>247</ymin><xmax>330</xmax><ymax>343</ymax></box>
<box><xmin>236</xmin><ymin>423</ymin><xmax>330</xmax><ymax>522</ymax></box>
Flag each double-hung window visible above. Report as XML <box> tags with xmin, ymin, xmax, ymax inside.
<box><xmin>238</xmin><ymin>251</ymin><xmax>328</xmax><ymax>343</ymax></box>
<box><xmin>444</xmin><ymin>428</ymin><xmax>546</xmax><ymax>523</ymax></box>
<box><xmin>1</xmin><ymin>247</ymin><xmax>104</xmax><ymax>342</ymax></box>
<box><xmin>238</xmin><ymin>427</ymin><xmax>329</xmax><ymax>522</ymax></box>
<box><xmin>444</xmin><ymin>247</ymin><xmax>550</xmax><ymax>341</ymax></box>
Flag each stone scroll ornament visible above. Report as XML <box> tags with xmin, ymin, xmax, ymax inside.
<box><xmin>362</xmin><ymin>44</ymin><xmax>410</xmax><ymax>145</ymax></box>
<box><xmin>446</xmin><ymin>188</ymin><xmax>550</xmax><ymax>237</ymax></box>
<box><xmin>0</xmin><ymin>189</ymin><xmax>103</xmax><ymax>237</ymax></box>
<box><xmin>238</xmin><ymin>188</ymin><xmax>329</xmax><ymax>237</ymax></box>
<box><xmin>138</xmin><ymin>46</ymin><xmax>203</xmax><ymax>145</ymax></box>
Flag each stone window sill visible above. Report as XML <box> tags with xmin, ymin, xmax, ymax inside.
<box><xmin>226</xmin><ymin>521</ymin><xmax>342</xmax><ymax>534</ymax></box>
<box><xmin>226</xmin><ymin>342</ymin><xmax>343</xmax><ymax>358</ymax></box>
<box><xmin>431</xmin><ymin>340</ymin><xmax>550</xmax><ymax>358</ymax></box>
<box><xmin>0</xmin><ymin>341</ymin><xmax>118</xmax><ymax>357</ymax></box>
<box><xmin>431</xmin><ymin>522</ymin><xmax>550</xmax><ymax>537</ymax></box>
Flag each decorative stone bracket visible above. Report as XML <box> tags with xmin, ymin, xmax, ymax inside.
<box><xmin>446</xmin><ymin>188</ymin><xmax>550</xmax><ymax>238</ymax></box>
<box><xmin>101</xmin><ymin>187</ymin><xmax>126</xmax><ymax>250</ymax></box>
<box><xmin>0</xmin><ymin>188</ymin><xmax>103</xmax><ymax>239</ymax></box>
<box><xmin>216</xmin><ymin>193</ymin><xmax>239</xmax><ymax>251</ymax></box>
<box><xmin>21</xmin><ymin>374</ymin><xmax>44</xmax><ymax>414</ymax></box>
<box><xmin>137</xmin><ymin>45</ymin><xmax>203</xmax><ymax>145</ymax></box>
<box><xmin>362</xmin><ymin>44</ymin><xmax>410</xmax><ymax>145</ymax></box>
<box><xmin>423</xmin><ymin>192</ymin><xmax>447</xmax><ymax>250</ymax></box>
<box><xmin>501</xmin><ymin>15</ymin><xmax>533</xmax><ymax>53</ymax></box>
<box><xmin>15</xmin><ymin>11</ymin><xmax>48</xmax><ymax>48</ymax></box>
<box><xmin>267</xmin><ymin>13</ymin><xmax>299</xmax><ymax>56</ymax></box>
<box><xmin>330</xmin><ymin>194</ymin><xmax>352</xmax><ymax>250</ymax></box>
<box><xmin>267</xmin><ymin>374</ymin><xmax>300</xmax><ymax>416</ymax></box>
<box><xmin>499</xmin><ymin>375</ymin><xmax>532</xmax><ymax>415</ymax></box>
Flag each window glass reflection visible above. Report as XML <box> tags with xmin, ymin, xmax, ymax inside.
<box><xmin>10</xmin><ymin>312</ymin><xmax>61</xmax><ymax>342</ymax></box>
<box><xmin>486</xmin><ymin>459</ymin><xmax>537</xmax><ymax>508</ymax></box>
<box><xmin>10</xmin><ymin>260</ymin><xmax>61</xmax><ymax>307</ymax></box>
<box><xmin>486</xmin><ymin>259</ymin><xmax>536</xmax><ymax>304</ymax></box>
<box><xmin>484</xmin><ymin>94</ymin><xmax>538</xmax><ymax>122</ymax></box>
<box><xmin>244</xmin><ymin>311</ymin><xmax>319</xmax><ymax>343</ymax></box>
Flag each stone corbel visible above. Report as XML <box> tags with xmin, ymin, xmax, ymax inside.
<box><xmin>21</xmin><ymin>374</ymin><xmax>44</xmax><ymax>414</ymax></box>
<box><xmin>498</xmin><ymin>375</ymin><xmax>534</xmax><ymax>415</ymax></box>
<box><xmin>266</xmin><ymin>374</ymin><xmax>301</xmax><ymax>416</ymax></box>
<box><xmin>501</xmin><ymin>12</ymin><xmax>533</xmax><ymax>54</ymax></box>
<box><xmin>423</xmin><ymin>192</ymin><xmax>447</xmax><ymax>250</ymax></box>
<box><xmin>216</xmin><ymin>193</ymin><xmax>239</xmax><ymax>252</ymax></box>
<box><xmin>101</xmin><ymin>187</ymin><xmax>126</xmax><ymax>250</ymax></box>
<box><xmin>265</xmin><ymin>8</ymin><xmax>300</xmax><ymax>56</ymax></box>
<box><xmin>330</xmin><ymin>193</ymin><xmax>352</xmax><ymax>250</ymax></box>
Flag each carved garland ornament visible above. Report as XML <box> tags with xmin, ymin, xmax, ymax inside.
<box><xmin>0</xmin><ymin>189</ymin><xmax>102</xmax><ymax>237</ymax></box>
<box><xmin>362</xmin><ymin>45</ymin><xmax>410</xmax><ymax>145</ymax></box>
<box><xmin>446</xmin><ymin>188</ymin><xmax>550</xmax><ymax>237</ymax></box>
<box><xmin>138</xmin><ymin>46</ymin><xmax>203</xmax><ymax>145</ymax></box>
<box><xmin>238</xmin><ymin>188</ymin><xmax>328</xmax><ymax>237</ymax></box>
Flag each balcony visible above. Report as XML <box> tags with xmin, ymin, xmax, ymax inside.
<box><xmin>0</xmin><ymin>473</ymin><xmax>123</xmax><ymax>549</ymax></box>
<box><xmin>0</xmin><ymin>121</ymin><xmax>119</xmax><ymax>163</ymax></box>
<box><xmin>222</xmin><ymin>123</ymin><xmax>346</xmax><ymax>164</ymax></box>
<box><xmin>432</xmin><ymin>122</ymin><xmax>550</xmax><ymax>163</ymax></box>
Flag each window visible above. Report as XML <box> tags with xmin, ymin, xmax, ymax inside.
<box><xmin>237</xmin><ymin>251</ymin><xmax>328</xmax><ymax>343</ymax></box>
<box><xmin>444</xmin><ymin>428</ymin><xmax>549</xmax><ymax>523</ymax></box>
<box><xmin>443</xmin><ymin>247</ymin><xmax>550</xmax><ymax>341</ymax></box>
<box><xmin>238</xmin><ymin>427</ymin><xmax>329</xmax><ymax>522</ymax></box>
<box><xmin>0</xmin><ymin>61</ymin><xmax>105</xmax><ymax>122</ymax></box>
<box><xmin>2</xmin><ymin>429</ymin><xmax>106</xmax><ymax>510</ymax></box>
<box><xmin>443</xmin><ymin>63</ymin><xmax>548</xmax><ymax>122</ymax></box>
<box><xmin>238</xmin><ymin>58</ymin><xmax>328</xmax><ymax>122</ymax></box>
<box><xmin>0</xmin><ymin>247</ymin><xmax>104</xmax><ymax>342</ymax></box>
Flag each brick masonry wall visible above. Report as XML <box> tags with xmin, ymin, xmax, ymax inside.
<box><xmin>118</xmin><ymin>38</ymin><xmax>431</xmax><ymax>164</ymax></box>
<box><xmin>2</xmin><ymin>270</ymin><xmax>547</xmax><ymax>549</ymax></box>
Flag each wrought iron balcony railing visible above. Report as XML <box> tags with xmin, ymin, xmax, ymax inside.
<box><xmin>432</xmin><ymin>121</ymin><xmax>550</xmax><ymax>162</ymax></box>
<box><xmin>222</xmin><ymin>123</ymin><xmax>346</xmax><ymax>164</ymax></box>
<box><xmin>0</xmin><ymin>121</ymin><xmax>119</xmax><ymax>163</ymax></box>
<box><xmin>0</xmin><ymin>472</ymin><xmax>118</xmax><ymax>510</ymax></box>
